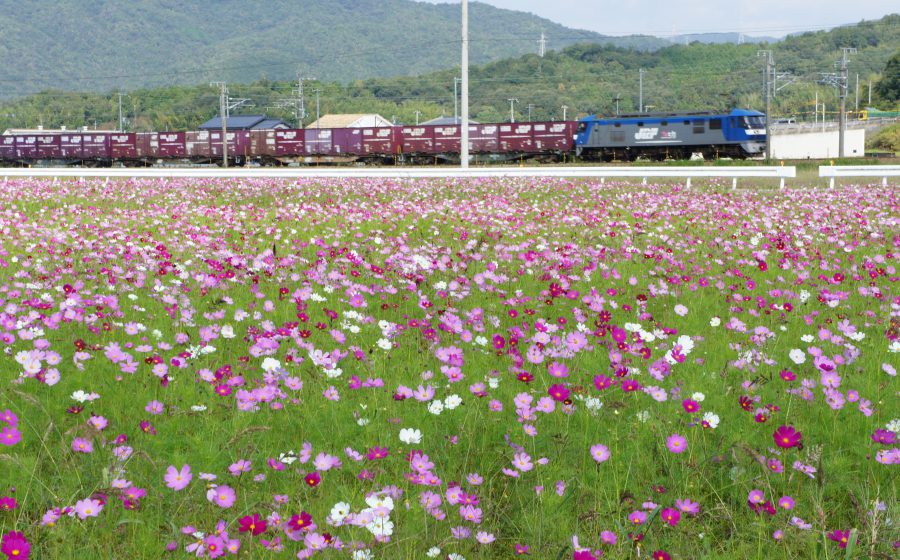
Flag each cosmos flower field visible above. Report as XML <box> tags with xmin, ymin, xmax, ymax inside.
<box><xmin>0</xmin><ymin>176</ymin><xmax>897</xmax><ymax>560</ymax></box>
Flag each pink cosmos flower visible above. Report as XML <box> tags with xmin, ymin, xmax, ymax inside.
<box><xmin>590</xmin><ymin>444</ymin><xmax>610</xmax><ymax>463</ymax></box>
<box><xmin>0</xmin><ymin>531</ymin><xmax>30</xmax><ymax>559</ymax></box>
<box><xmin>72</xmin><ymin>437</ymin><xmax>93</xmax><ymax>453</ymax></box>
<box><xmin>207</xmin><ymin>485</ymin><xmax>236</xmax><ymax>508</ymax></box>
<box><xmin>773</xmin><ymin>425</ymin><xmax>803</xmax><ymax>449</ymax></box>
<box><xmin>0</xmin><ymin>426</ymin><xmax>21</xmax><ymax>447</ymax></box>
<box><xmin>74</xmin><ymin>498</ymin><xmax>102</xmax><ymax>520</ymax></box>
<box><xmin>164</xmin><ymin>464</ymin><xmax>192</xmax><ymax>491</ymax></box>
<box><xmin>665</xmin><ymin>434</ymin><xmax>687</xmax><ymax>454</ymax></box>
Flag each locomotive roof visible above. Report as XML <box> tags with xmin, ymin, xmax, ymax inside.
<box><xmin>581</xmin><ymin>108</ymin><xmax>764</xmax><ymax>121</ymax></box>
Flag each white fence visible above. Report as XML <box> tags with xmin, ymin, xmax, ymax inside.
<box><xmin>0</xmin><ymin>166</ymin><xmax>797</xmax><ymax>188</ymax></box>
<box><xmin>819</xmin><ymin>165</ymin><xmax>900</xmax><ymax>187</ymax></box>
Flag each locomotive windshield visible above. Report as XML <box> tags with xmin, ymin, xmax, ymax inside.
<box><xmin>576</xmin><ymin>122</ymin><xmax>588</xmax><ymax>134</ymax></box>
<box><xmin>739</xmin><ymin>116</ymin><xmax>765</xmax><ymax>129</ymax></box>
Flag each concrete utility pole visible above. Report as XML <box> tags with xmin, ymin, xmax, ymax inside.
<box><xmin>211</xmin><ymin>82</ymin><xmax>228</xmax><ymax>167</ymax></box>
<box><xmin>757</xmin><ymin>51</ymin><xmax>773</xmax><ymax>161</ymax></box>
<box><xmin>639</xmin><ymin>68</ymin><xmax>644</xmax><ymax>112</ymax></box>
<box><xmin>119</xmin><ymin>90</ymin><xmax>125</xmax><ymax>132</ymax></box>
<box><xmin>538</xmin><ymin>32</ymin><xmax>547</xmax><ymax>57</ymax></box>
<box><xmin>508</xmin><ymin>98</ymin><xmax>518</xmax><ymax>123</ymax></box>
<box><xmin>614</xmin><ymin>95</ymin><xmax>621</xmax><ymax>116</ymax></box>
<box><xmin>314</xmin><ymin>89</ymin><xmax>321</xmax><ymax>128</ymax></box>
<box><xmin>414</xmin><ymin>110</ymin><xmax>421</xmax><ymax>125</ymax></box>
<box><xmin>561</xmin><ymin>105</ymin><xmax>568</xmax><ymax>121</ymax></box>
<box><xmin>461</xmin><ymin>0</ymin><xmax>470</xmax><ymax>168</ymax></box>
<box><xmin>838</xmin><ymin>47</ymin><xmax>856</xmax><ymax>158</ymax></box>
<box><xmin>527</xmin><ymin>104</ymin><xmax>534</xmax><ymax>122</ymax></box>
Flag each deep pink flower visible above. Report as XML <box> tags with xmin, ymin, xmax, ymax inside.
<box><xmin>773</xmin><ymin>425</ymin><xmax>803</xmax><ymax>449</ymax></box>
<box><xmin>1</xmin><ymin>531</ymin><xmax>30</xmax><ymax>559</ymax></box>
<box><xmin>238</xmin><ymin>513</ymin><xmax>267</xmax><ymax>536</ymax></box>
<box><xmin>660</xmin><ymin>507</ymin><xmax>681</xmax><ymax>526</ymax></box>
<box><xmin>665</xmin><ymin>434</ymin><xmax>687</xmax><ymax>454</ymax></box>
<box><xmin>548</xmin><ymin>384</ymin><xmax>570</xmax><ymax>402</ymax></box>
<box><xmin>0</xmin><ymin>427</ymin><xmax>21</xmax><ymax>447</ymax></box>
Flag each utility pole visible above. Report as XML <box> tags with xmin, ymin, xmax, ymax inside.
<box><xmin>614</xmin><ymin>95</ymin><xmax>621</xmax><ymax>116</ymax></box>
<box><xmin>461</xmin><ymin>0</ymin><xmax>470</xmax><ymax>168</ymax></box>
<box><xmin>314</xmin><ymin>89</ymin><xmax>321</xmax><ymax>128</ymax></box>
<box><xmin>855</xmin><ymin>73</ymin><xmax>859</xmax><ymax>113</ymax></box>
<box><xmin>538</xmin><ymin>32</ymin><xmax>547</xmax><ymax>57</ymax></box>
<box><xmin>561</xmin><ymin>105</ymin><xmax>568</xmax><ymax>121</ymax></box>
<box><xmin>526</xmin><ymin>104</ymin><xmax>534</xmax><ymax>122</ymax></box>
<box><xmin>453</xmin><ymin>77</ymin><xmax>461</xmax><ymax>123</ymax></box>
<box><xmin>757</xmin><ymin>51</ymin><xmax>773</xmax><ymax>161</ymax></box>
<box><xmin>508</xmin><ymin>98</ymin><xmax>518</xmax><ymax>123</ymax></box>
<box><xmin>414</xmin><ymin>110</ymin><xmax>421</xmax><ymax>125</ymax></box>
<box><xmin>838</xmin><ymin>47</ymin><xmax>856</xmax><ymax>158</ymax></box>
<box><xmin>639</xmin><ymin>68</ymin><xmax>644</xmax><ymax>112</ymax></box>
<box><xmin>117</xmin><ymin>91</ymin><xmax>124</xmax><ymax>132</ymax></box>
<box><xmin>211</xmin><ymin>82</ymin><xmax>228</xmax><ymax>167</ymax></box>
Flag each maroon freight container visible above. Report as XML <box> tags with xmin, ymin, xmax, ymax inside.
<box><xmin>110</xmin><ymin>133</ymin><xmax>137</xmax><ymax>159</ymax></box>
<box><xmin>400</xmin><ymin>126</ymin><xmax>435</xmax><ymax>154</ymax></box>
<box><xmin>209</xmin><ymin>131</ymin><xmax>247</xmax><ymax>159</ymax></box>
<box><xmin>498</xmin><ymin>123</ymin><xmax>535</xmax><ymax>153</ymax></box>
<box><xmin>433</xmin><ymin>125</ymin><xmax>461</xmax><ymax>153</ymax></box>
<box><xmin>136</xmin><ymin>132</ymin><xmax>158</xmax><ymax>159</ymax></box>
<box><xmin>361</xmin><ymin>127</ymin><xmax>398</xmax><ymax>156</ymax></box>
<box><xmin>35</xmin><ymin>135</ymin><xmax>60</xmax><ymax>159</ymax></box>
<box><xmin>59</xmin><ymin>134</ymin><xmax>83</xmax><ymax>159</ymax></box>
<box><xmin>532</xmin><ymin>121</ymin><xmax>575</xmax><ymax>152</ymax></box>
<box><xmin>81</xmin><ymin>133</ymin><xmax>111</xmax><ymax>160</ymax></box>
<box><xmin>157</xmin><ymin>132</ymin><xmax>186</xmax><ymax>158</ymax></box>
<box><xmin>186</xmin><ymin>131</ymin><xmax>211</xmax><ymax>158</ymax></box>
<box><xmin>0</xmin><ymin>136</ymin><xmax>15</xmax><ymax>160</ymax></box>
<box><xmin>14</xmin><ymin>135</ymin><xmax>38</xmax><ymax>159</ymax></box>
<box><xmin>275</xmin><ymin>129</ymin><xmax>303</xmax><ymax>156</ymax></box>
<box><xmin>304</xmin><ymin>128</ymin><xmax>333</xmax><ymax>155</ymax></box>
<box><xmin>331</xmin><ymin>128</ymin><xmax>363</xmax><ymax>156</ymax></box>
<box><xmin>469</xmin><ymin>124</ymin><xmax>499</xmax><ymax>153</ymax></box>
<box><xmin>250</xmin><ymin>130</ymin><xmax>277</xmax><ymax>157</ymax></box>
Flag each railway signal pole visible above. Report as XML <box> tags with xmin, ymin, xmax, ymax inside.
<box><xmin>838</xmin><ymin>47</ymin><xmax>856</xmax><ymax>158</ymax></box>
<box><xmin>508</xmin><ymin>98</ymin><xmax>518</xmax><ymax>123</ymax></box>
<box><xmin>461</xmin><ymin>0</ymin><xmax>470</xmax><ymax>168</ymax></box>
<box><xmin>757</xmin><ymin>51</ymin><xmax>773</xmax><ymax>161</ymax></box>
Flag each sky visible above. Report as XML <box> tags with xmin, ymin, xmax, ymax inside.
<box><xmin>422</xmin><ymin>0</ymin><xmax>898</xmax><ymax>38</ymax></box>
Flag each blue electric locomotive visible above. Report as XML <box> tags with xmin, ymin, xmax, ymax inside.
<box><xmin>574</xmin><ymin>108</ymin><xmax>766</xmax><ymax>161</ymax></box>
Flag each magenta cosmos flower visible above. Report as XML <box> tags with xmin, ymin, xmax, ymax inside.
<box><xmin>0</xmin><ymin>426</ymin><xmax>21</xmax><ymax>447</ymax></box>
<box><xmin>773</xmin><ymin>425</ymin><xmax>803</xmax><ymax>449</ymax></box>
<box><xmin>207</xmin><ymin>485</ymin><xmax>236</xmax><ymax>508</ymax></box>
<box><xmin>1</xmin><ymin>531</ymin><xmax>30</xmax><ymax>559</ymax></box>
<box><xmin>665</xmin><ymin>434</ymin><xmax>687</xmax><ymax>454</ymax></box>
<box><xmin>164</xmin><ymin>464</ymin><xmax>192</xmax><ymax>491</ymax></box>
<box><xmin>548</xmin><ymin>384</ymin><xmax>570</xmax><ymax>402</ymax></box>
<box><xmin>590</xmin><ymin>444</ymin><xmax>610</xmax><ymax>463</ymax></box>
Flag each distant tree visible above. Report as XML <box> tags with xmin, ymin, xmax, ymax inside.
<box><xmin>874</xmin><ymin>50</ymin><xmax>900</xmax><ymax>105</ymax></box>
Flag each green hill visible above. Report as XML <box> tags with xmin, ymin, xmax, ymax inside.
<box><xmin>0</xmin><ymin>0</ymin><xmax>669</xmax><ymax>99</ymax></box>
<box><xmin>1</xmin><ymin>14</ymin><xmax>898</xmax><ymax>132</ymax></box>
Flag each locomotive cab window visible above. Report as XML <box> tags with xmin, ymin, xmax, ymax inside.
<box><xmin>709</xmin><ymin>118</ymin><xmax>722</xmax><ymax>130</ymax></box>
<box><xmin>576</xmin><ymin>122</ymin><xmax>587</xmax><ymax>134</ymax></box>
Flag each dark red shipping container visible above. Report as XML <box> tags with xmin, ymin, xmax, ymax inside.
<box><xmin>35</xmin><ymin>135</ymin><xmax>61</xmax><ymax>158</ymax></box>
<box><xmin>81</xmin><ymin>133</ymin><xmax>111</xmax><ymax>159</ymax></box>
<box><xmin>400</xmin><ymin>126</ymin><xmax>435</xmax><ymax>154</ymax></box>
<box><xmin>361</xmin><ymin>127</ymin><xmax>398</xmax><ymax>156</ymax></box>
<box><xmin>275</xmin><ymin>129</ymin><xmax>304</xmax><ymax>156</ymax></box>
<box><xmin>157</xmin><ymin>132</ymin><xmax>186</xmax><ymax>158</ymax></box>
<box><xmin>186</xmin><ymin>131</ymin><xmax>211</xmax><ymax>158</ymax></box>
<box><xmin>136</xmin><ymin>132</ymin><xmax>158</xmax><ymax>159</ymax></box>
<box><xmin>209</xmin><ymin>131</ymin><xmax>250</xmax><ymax>159</ymax></box>
<box><xmin>468</xmin><ymin>124</ymin><xmax>499</xmax><ymax>153</ymax></box>
<box><xmin>331</xmin><ymin>128</ymin><xmax>363</xmax><ymax>156</ymax></box>
<box><xmin>498</xmin><ymin>123</ymin><xmax>535</xmax><ymax>153</ymax></box>
<box><xmin>110</xmin><ymin>133</ymin><xmax>137</xmax><ymax>159</ymax></box>
<box><xmin>250</xmin><ymin>130</ymin><xmax>277</xmax><ymax>157</ymax></box>
<box><xmin>0</xmin><ymin>136</ymin><xmax>15</xmax><ymax>160</ymax></box>
<box><xmin>304</xmin><ymin>129</ymin><xmax>333</xmax><ymax>155</ymax></box>
<box><xmin>532</xmin><ymin>121</ymin><xmax>576</xmax><ymax>152</ymax></box>
<box><xmin>433</xmin><ymin>125</ymin><xmax>460</xmax><ymax>153</ymax></box>
<box><xmin>14</xmin><ymin>136</ymin><xmax>38</xmax><ymax>159</ymax></box>
<box><xmin>59</xmin><ymin>134</ymin><xmax>83</xmax><ymax>159</ymax></box>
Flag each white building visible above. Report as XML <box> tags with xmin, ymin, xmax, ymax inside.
<box><xmin>306</xmin><ymin>114</ymin><xmax>393</xmax><ymax>129</ymax></box>
<box><xmin>770</xmin><ymin>129</ymin><xmax>865</xmax><ymax>159</ymax></box>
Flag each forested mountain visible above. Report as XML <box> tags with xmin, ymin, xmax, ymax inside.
<box><xmin>0</xmin><ymin>0</ymin><xmax>671</xmax><ymax>99</ymax></box>
<box><xmin>1</xmin><ymin>14</ymin><xmax>897</xmax><ymax>132</ymax></box>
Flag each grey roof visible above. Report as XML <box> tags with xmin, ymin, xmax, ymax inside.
<box><xmin>421</xmin><ymin>116</ymin><xmax>480</xmax><ymax>126</ymax></box>
<box><xmin>198</xmin><ymin>115</ymin><xmax>289</xmax><ymax>130</ymax></box>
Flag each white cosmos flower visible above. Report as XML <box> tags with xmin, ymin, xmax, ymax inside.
<box><xmin>190</xmin><ymin>405</ymin><xmax>208</xmax><ymax>412</ymax></box>
<box><xmin>444</xmin><ymin>394</ymin><xmax>462</xmax><ymax>409</ymax></box>
<box><xmin>399</xmin><ymin>428</ymin><xmax>422</xmax><ymax>444</ymax></box>
<box><xmin>220</xmin><ymin>325</ymin><xmax>235</xmax><ymax>339</ymax></box>
<box><xmin>789</xmin><ymin>349</ymin><xmax>806</xmax><ymax>364</ymax></box>
<box><xmin>709</xmin><ymin>317</ymin><xmax>721</xmax><ymax>327</ymax></box>
<box><xmin>800</xmin><ymin>334</ymin><xmax>814</xmax><ymax>343</ymax></box>
<box><xmin>426</xmin><ymin>547</ymin><xmax>442</xmax><ymax>558</ymax></box>
<box><xmin>330</xmin><ymin>502</ymin><xmax>351</xmax><ymax>524</ymax></box>
<box><xmin>428</xmin><ymin>400</ymin><xmax>444</xmax><ymax>415</ymax></box>
<box><xmin>691</xmin><ymin>392</ymin><xmax>706</xmax><ymax>402</ymax></box>
<box><xmin>261</xmin><ymin>357</ymin><xmax>281</xmax><ymax>372</ymax></box>
<box><xmin>703</xmin><ymin>412</ymin><xmax>720</xmax><ymax>429</ymax></box>
<box><xmin>377</xmin><ymin>338</ymin><xmax>392</xmax><ymax>351</ymax></box>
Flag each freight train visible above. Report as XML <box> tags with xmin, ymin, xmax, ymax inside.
<box><xmin>0</xmin><ymin>109</ymin><xmax>766</xmax><ymax>166</ymax></box>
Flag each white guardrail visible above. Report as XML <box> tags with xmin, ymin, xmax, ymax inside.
<box><xmin>0</xmin><ymin>166</ymin><xmax>797</xmax><ymax>188</ymax></box>
<box><xmin>819</xmin><ymin>165</ymin><xmax>900</xmax><ymax>188</ymax></box>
